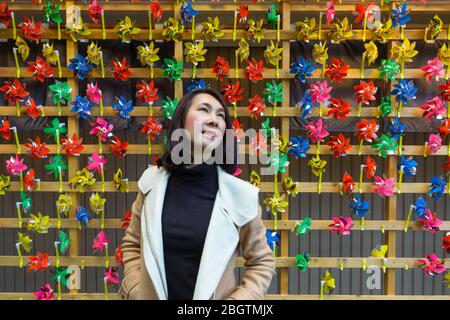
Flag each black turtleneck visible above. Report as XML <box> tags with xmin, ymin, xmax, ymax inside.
<box><xmin>161</xmin><ymin>162</ymin><xmax>219</xmax><ymax>300</ymax></box>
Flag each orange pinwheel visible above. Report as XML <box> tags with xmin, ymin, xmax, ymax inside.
<box><xmin>247</xmin><ymin>94</ymin><xmax>265</xmax><ymax>119</ymax></box>
<box><xmin>0</xmin><ymin>79</ymin><xmax>29</xmax><ymax>103</ymax></box>
<box><xmin>109</xmin><ymin>134</ymin><xmax>128</xmax><ymax>158</ymax></box>
<box><xmin>20</xmin><ymin>16</ymin><xmax>45</xmax><ymax>42</ymax></box>
<box><xmin>222</xmin><ymin>80</ymin><xmax>243</xmax><ymax>105</ymax></box>
<box><xmin>438</xmin><ymin>118</ymin><xmax>449</xmax><ymax>140</ymax></box>
<box><xmin>327</xmin><ymin>97</ymin><xmax>350</xmax><ymax>119</ymax></box>
<box><xmin>111</xmin><ymin>57</ymin><xmax>132</xmax><ymax>81</ymax></box>
<box><xmin>27</xmin><ymin>56</ymin><xmax>54</xmax><ymax>83</ymax></box>
<box><xmin>245</xmin><ymin>58</ymin><xmax>265</xmax><ymax>83</ymax></box>
<box><xmin>24</xmin><ymin>136</ymin><xmax>50</xmax><ymax>159</ymax></box>
<box><xmin>325</xmin><ymin>58</ymin><xmax>349</xmax><ymax>83</ymax></box>
<box><xmin>24</xmin><ymin>168</ymin><xmax>39</xmax><ymax>191</ymax></box>
<box><xmin>121</xmin><ymin>210</ymin><xmax>132</xmax><ymax>229</ymax></box>
<box><xmin>365</xmin><ymin>155</ymin><xmax>377</xmax><ymax>179</ymax></box>
<box><xmin>61</xmin><ymin>133</ymin><xmax>84</xmax><ymax>156</ymax></box>
<box><xmin>136</xmin><ymin>80</ymin><xmax>158</xmax><ymax>104</ymax></box>
<box><xmin>355</xmin><ymin>119</ymin><xmax>379</xmax><ymax>143</ymax></box>
<box><xmin>211</xmin><ymin>56</ymin><xmax>230</xmax><ymax>81</ymax></box>
<box><xmin>0</xmin><ymin>118</ymin><xmax>11</xmax><ymax>140</ymax></box>
<box><xmin>27</xmin><ymin>252</ymin><xmax>50</xmax><ymax>272</ymax></box>
<box><xmin>327</xmin><ymin>133</ymin><xmax>351</xmax><ymax>157</ymax></box>
<box><xmin>141</xmin><ymin>116</ymin><xmax>162</xmax><ymax>140</ymax></box>
<box><xmin>342</xmin><ymin>172</ymin><xmax>355</xmax><ymax>194</ymax></box>
<box><xmin>25</xmin><ymin>98</ymin><xmax>42</xmax><ymax>118</ymax></box>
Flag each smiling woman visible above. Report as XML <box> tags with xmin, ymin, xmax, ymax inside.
<box><xmin>119</xmin><ymin>88</ymin><xmax>276</xmax><ymax>300</ymax></box>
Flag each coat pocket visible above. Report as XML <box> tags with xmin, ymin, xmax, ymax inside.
<box><xmin>119</xmin><ymin>270</ymin><xmax>140</xmax><ymax>300</ymax></box>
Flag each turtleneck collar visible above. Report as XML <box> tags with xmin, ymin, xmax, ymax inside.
<box><xmin>167</xmin><ymin>162</ymin><xmax>218</xmax><ymax>182</ymax></box>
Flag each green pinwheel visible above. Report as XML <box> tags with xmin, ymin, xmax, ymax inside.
<box><xmin>45</xmin><ymin>155</ymin><xmax>67</xmax><ymax>179</ymax></box>
<box><xmin>57</xmin><ymin>231</ymin><xmax>70</xmax><ymax>254</ymax></box>
<box><xmin>266</xmin><ymin>4</ymin><xmax>278</xmax><ymax>29</ymax></box>
<box><xmin>261</xmin><ymin>118</ymin><xmax>273</xmax><ymax>140</ymax></box>
<box><xmin>20</xmin><ymin>191</ymin><xmax>32</xmax><ymax>215</ymax></box>
<box><xmin>43</xmin><ymin>118</ymin><xmax>67</xmax><ymax>144</ymax></box>
<box><xmin>377</xmin><ymin>96</ymin><xmax>393</xmax><ymax>118</ymax></box>
<box><xmin>42</xmin><ymin>1</ymin><xmax>62</xmax><ymax>40</ymax></box>
<box><xmin>296</xmin><ymin>252</ymin><xmax>311</xmax><ymax>272</ymax></box>
<box><xmin>378</xmin><ymin>59</ymin><xmax>400</xmax><ymax>81</ymax></box>
<box><xmin>161</xmin><ymin>58</ymin><xmax>184</xmax><ymax>81</ymax></box>
<box><xmin>264</xmin><ymin>80</ymin><xmax>284</xmax><ymax>117</ymax></box>
<box><xmin>294</xmin><ymin>217</ymin><xmax>312</xmax><ymax>236</ymax></box>
<box><xmin>49</xmin><ymin>81</ymin><xmax>72</xmax><ymax>116</ymax></box>
<box><xmin>371</xmin><ymin>133</ymin><xmax>398</xmax><ymax>158</ymax></box>
<box><xmin>268</xmin><ymin>152</ymin><xmax>289</xmax><ymax>175</ymax></box>
<box><xmin>161</xmin><ymin>97</ymin><xmax>178</xmax><ymax>120</ymax></box>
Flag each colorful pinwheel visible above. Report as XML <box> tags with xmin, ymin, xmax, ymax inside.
<box><xmin>330</xmin><ymin>216</ymin><xmax>352</xmax><ymax>235</ymax></box>
<box><xmin>418</xmin><ymin>254</ymin><xmax>446</xmax><ymax>276</ymax></box>
<box><xmin>290</xmin><ymin>56</ymin><xmax>315</xmax><ymax>83</ymax></box>
<box><xmin>112</xmin><ymin>96</ymin><xmax>134</xmax><ymax>119</ymax></box>
<box><xmin>111</xmin><ymin>57</ymin><xmax>132</xmax><ymax>81</ymax></box>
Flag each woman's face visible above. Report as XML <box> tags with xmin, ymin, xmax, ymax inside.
<box><xmin>184</xmin><ymin>93</ymin><xmax>227</xmax><ymax>154</ymax></box>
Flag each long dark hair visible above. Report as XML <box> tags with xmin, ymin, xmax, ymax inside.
<box><xmin>156</xmin><ymin>88</ymin><xmax>238</xmax><ymax>174</ymax></box>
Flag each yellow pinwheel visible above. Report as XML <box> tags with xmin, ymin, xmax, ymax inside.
<box><xmin>245</xmin><ymin>19</ymin><xmax>265</xmax><ymax>43</ymax></box>
<box><xmin>249</xmin><ymin>170</ymin><xmax>261</xmax><ymax>188</ymax></box>
<box><xmin>86</xmin><ymin>42</ymin><xmax>102</xmax><ymax>65</ymax></box>
<box><xmin>162</xmin><ymin>17</ymin><xmax>184</xmax><ymax>42</ymax></box>
<box><xmin>27</xmin><ymin>212</ymin><xmax>50</xmax><ymax>234</ymax></box>
<box><xmin>308</xmin><ymin>156</ymin><xmax>327</xmax><ymax>194</ymax></box>
<box><xmin>113</xmin><ymin>168</ymin><xmax>129</xmax><ymax>193</ymax></box>
<box><xmin>15</xmin><ymin>36</ymin><xmax>30</xmax><ymax>61</ymax></box>
<box><xmin>16</xmin><ymin>232</ymin><xmax>32</xmax><ymax>268</ymax></box>
<box><xmin>70</xmin><ymin>168</ymin><xmax>96</xmax><ymax>193</ymax></box>
<box><xmin>201</xmin><ymin>16</ymin><xmax>225</xmax><ymax>42</ymax></box>
<box><xmin>90</xmin><ymin>192</ymin><xmax>106</xmax><ymax>229</ymax></box>
<box><xmin>328</xmin><ymin>17</ymin><xmax>353</xmax><ymax>43</ymax></box>
<box><xmin>55</xmin><ymin>193</ymin><xmax>72</xmax><ymax>228</ymax></box>
<box><xmin>313</xmin><ymin>41</ymin><xmax>328</xmax><ymax>77</ymax></box>
<box><xmin>320</xmin><ymin>271</ymin><xmax>335</xmax><ymax>299</ymax></box>
<box><xmin>263</xmin><ymin>193</ymin><xmax>289</xmax><ymax>230</ymax></box>
<box><xmin>264</xmin><ymin>40</ymin><xmax>283</xmax><ymax>78</ymax></box>
<box><xmin>361</xmin><ymin>41</ymin><xmax>378</xmax><ymax>78</ymax></box>
<box><xmin>184</xmin><ymin>41</ymin><xmax>207</xmax><ymax>79</ymax></box>
<box><xmin>42</xmin><ymin>42</ymin><xmax>59</xmax><ymax>65</ymax></box>
<box><xmin>295</xmin><ymin>17</ymin><xmax>318</xmax><ymax>42</ymax></box>
<box><xmin>0</xmin><ymin>174</ymin><xmax>11</xmax><ymax>195</ymax></box>
<box><xmin>137</xmin><ymin>41</ymin><xmax>160</xmax><ymax>78</ymax></box>
<box><xmin>65</xmin><ymin>16</ymin><xmax>92</xmax><ymax>42</ymax></box>
<box><xmin>425</xmin><ymin>15</ymin><xmax>443</xmax><ymax>41</ymax></box>
<box><xmin>372</xmin><ymin>19</ymin><xmax>395</xmax><ymax>44</ymax></box>
<box><xmin>282</xmin><ymin>177</ymin><xmax>298</xmax><ymax>197</ymax></box>
<box><xmin>438</xmin><ymin>43</ymin><xmax>450</xmax><ymax>78</ymax></box>
<box><xmin>390</xmin><ymin>38</ymin><xmax>418</xmax><ymax>77</ymax></box>
<box><xmin>114</xmin><ymin>16</ymin><xmax>141</xmax><ymax>43</ymax></box>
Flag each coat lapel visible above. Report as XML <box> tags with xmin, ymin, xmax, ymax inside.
<box><xmin>139</xmin><ymin>164</ymin><xmax>260</xmax><ymax>300</ymax></box>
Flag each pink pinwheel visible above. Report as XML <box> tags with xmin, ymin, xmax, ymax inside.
<box><xmin>330</xmin><ymin>216</ymin><xmax>352</xmax><ymax>235</ymax></box>
<box><xmin>420</xmin><ymin>209</ymin><xmax>442</xmax><ymax>233</ymax></box>
<box><xmin>89</xmin><ymin>117</ymin><xmax>114</xmax><ymax>142</ymax></box>
<box><xmin>250</xmin><ymin>132</ymin><xmax>267</xmax><ymax>155</ymax></box>
<box><xmin>372</xmin><ymin>175</ymin><xmax>396</xmax><ymax>197</ymax></box>
<box><xmin>104</xmin><ymin>267</ymin><xmax>119</xmax><ymax>285</ymax></box>
<box><xmin>310</xmin><ymin>80</ymin><xmax>332</xmax><ymax>105</ymax></box>
<box><xmin>421</xmin><ymin>57</ymin><xmax>444</xmax><ymax>83</ymax></box>
<box><xmin>92</xmin><ymin>230</ymin><xmax>109</xmax><ymax>254</ymax></box>
<box><xmin>418</xmin><ymin>254</ymin><xmax>447</xmax><ymax>276</ymax></box>
<box><xmin>6</xmin><ymin>154</ymin><xmax>27</xmax><ymax>176</ymax></box>
<box><xmin>426</xmin><ymin>133</ymin><xmax>442</xmax><ymax>155</ymax></box>
<box><xmin>420</xmin><ymin>96</ymin><xmax>446</xmax><ymax>120</ymax></box>
<box><xmin>86</xmin><ymin>152</ymin><xmax>107</xmax><ymax>175</ymax></box>
<box><xmin>353</xmin><ymin>80</ymin><xmax>377</xmax><ymax>105</ymax></box>
<box><xmin>326</xmin><ymin>1</ymin><xmax>336</xmax><ymax>25</ymax></box>
<box><xmin>305</xmin><ymin>118</ymin><xmax>329</xmax><ymax>143</ymax></box>
<box><xmin>86</xmin><ymin>82</ymin><xmax>102</xmax><ymax>104</ymax></box>
<box><xmin>34</xmin><ymin>284</ymin><xmax>54</xmax><ymax>300</ymax></box>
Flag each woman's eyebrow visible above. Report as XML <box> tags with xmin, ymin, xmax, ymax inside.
<box><xmin>201</xmin><ymin>102</ymin><xmax>225</xmax><ymax>114</ymax></box>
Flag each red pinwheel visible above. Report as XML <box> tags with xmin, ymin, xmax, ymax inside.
<box><xmin>61</xmin><ymin>133</ymin><xmax>85</xmax><ymax>156</ymax></box>
<box><xmin>212</xmin><ymin>56</ymin><xmax>230</xmax><ymax>81</ymax></box>
<box><xmin>136</xmin><ymin>80</ymin><xmax>159</xmax><ymax>104</ymax></box>
<box><xmin>141</xmin><ymin>116</ymin><xmax>162</xmax><ymax>140</ymax></box>
<box><xmin>112</xmin><ymin>57</ymin><xmax>132</xmax><ymax>81</ymax></box>
<box><xmin>0</xmin><ymin>79</ymin><xmax>29</xmax><ymax>103</ymax></box>
<box><xmin>24</xmin><ymin>168</ymin><xmax>39</xmax><ymax>192</ymax></box>
<box><xmin>250</xmin><ymin>132</ymin><xmax>267</xmax><ymax>155</ymax></box>
<box><xmin>232</xmin><ymin>118</ymin><xmax>245</xmax><ymax>141</ymax></box>
<box><xmin>420</xmin><ymin>96</ymin><xmax>446</xmax><ymax>121</ymax></box>
<box><xmin>355</xmin><ymin>119</ymin><xmax>379</xmax><ymax>143</ymax></box>
<box><xmin>245</xmin><ymin>59</ymin><xmax>264</xmax><ymax>83</ymax></box>
<box><xmin>114</xmin><ymin>245</ymin><xmax>123</xmax><ymax>265</ymax></box>
<box><xmin>24</xmin><ymin>136</ymin><xmax>50</xmax><ymax>159</ymax></box>
<box><xmin>88</xmin><ymin>0</ymin><xmax>103</xmax><ymax>24</ymax></box>
<box><xmin>443</xmin><ymin>233</ymin><xmax>450</xmax><ymax>253</ymax></box>
<box><xmin>327</xmin><ymin>97</ymin><xmax>350</xmax><ymax>119</ymax></box>
<box><xmin>27</xmin><ymin>56</ymin><xmax>54</xmax><ymax>83</ymax></box>
<box><xmin>0</xmin><ymin>118</ymin><xmax>11</xmax><ymax>140</ymax></box>
<box><xmin>247</xmin><ymin>94</ymin><xmax>265</xmax><ymax>119</ymax></box>
<box><xmin>27</xmin><ymin>252</ymin><xmax>50</xmax><ymax>272</ymax></box>
<box><xmin>19</xmin><ymin>16</ymin><xmax>45</xmax><ymax>42</ymax></box>
<box><xmin>354</xmin><ymin>81</ymin><xmax>377</xmax><ymax>105</ymax></box>
<box><xmin>222</xmin><ymin>80</ymin><xmax>244</xmax><ymax>104</ymax></box>
<box><xmin>342</xmin><ymin>172</ymin><xmax>355</xmax><ymax>194</ymax></box>
<box><xmin>25</xmin><ymin>98</ymin><xmax>42</xmax><ymax>118</ymax></box>
<box><xmin>104</xmin><ymin>267</ymin><xmax>119</xmax><ymax>285</ymax></box>
<box><xmin>0</xmin><ymin>3</ymin><xmax>12</xmax><ymax>27</ymax></box>
<box><xmin>149</xmin><ymin>0</ymin><xmax>163</xmax><ymax>22</ymax></box>
<box><xmin>327</xmin><ymin>133</ymin><xmax>351</xmax><ymax>157</ymax></box>
<box><xmin>121</xmin><ymin>210</ymin><xmax>132</xmax><ymax>229</ymax></box>
<box><xmin>238</xmin><ymin>5</ymin><xmax>249</xmax><ymax>23</ymax></box>
<box><xmin>353</xmin><ymin>2</ymin><xmax>376</xmax><ymax>25</ymax></box>
<box><xmin>325</xmin><ymin>58</ymin><xmax>349</xmax><ymax>83</ymax></box>
<box><xmin>439</xmin><ymin>119</ymin><xmax>450</xmax><ymax>140</ymax></box>
<box><xmin>439</xmin><ymin>80</ymin><xmax>450</xmax><ymax>102</ymax></box>
<box><xmin>365</xmin><ymin>155</ymin><xmax>377</xmax><ymax>179</ymax></box>
<box><xmin>109</xmin><ymin>134</ymin><xmax>128</xmax><ymax>158</ymax></box>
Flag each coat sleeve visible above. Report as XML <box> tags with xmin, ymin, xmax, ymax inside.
<box><xmin>118</xmin><ymin>190</ymin><xmax>145</xmax><ymax>300</ymax></box>
<box><xmin>226</xmin><ymin>204</ymin><xmax>276</xmax><ymax>300</ymax></box>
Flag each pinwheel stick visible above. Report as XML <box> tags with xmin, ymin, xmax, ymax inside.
<box><xmin>318</xmin><ymin>169</ymin><xmax>323</xmax><ymax>194</ymax></box>
<box><xmin>398</xmin><ymin>135</ymin><xmax>403</xmax><ymax>156</ymax></box>
<box><xmin>397</xmin><ymin>100</ymin><xmax>403</xmax><ymax>118</ymax></box>
<box><xmin>104</xmin><ymin>242</ymin><xmax>109</xmax><ymax>269</ymax></box>
<box><xmin>148</xmin><ymin>101</ymin><xmax>153</xmax><ymax>117</ymax></box>
<box><xmin>400</xmin><ymin>61</ymin><xmax>405</xmax><ymax>79</ymax></box>
<box><xmin>447</xmin><ymin>22</ymin><xmax>450</xmax><ymax>41</ymax></box>
<box><xmin>57</xmin><ymin>21</ymin><xmax>61</xmax><ymax>40</ymax></box>
<box><xmin>400</xmin><ymin>25</ymin><xmax>405</xmax><ymax>40</ymax></box>
<box><xmin>56</xmin><ymin>50</ymin><xmax>62</xmax><ymax>78</ymax></box>
<box><xmin>104</xmin><ymin>277</ymin><xmax>109</xmax><ymax>300</ymax></box>
<box><xmin>16</xmin><ymin>202</ymin><xmax>22</xmax><ymax>228</ymax></box>
<box><xmin>54</xmin><ymin>241</ymin><xmax>60</xmax><ymax>268</ymax></box>
<box><xmin>19</xmin><ymin>171</ymin><xmax>23</xmax><ymax>192</ymax></box>
<box><xmin>57</xmin><ymin>277</ymin><xmax>62</xmax><ymax>300</ymax></box>
<box><xmin>147</xmin><ymin>134</ymin><xmax>152</xmax><ymax>157</ymax></box>
<box><xmin>318</xmin><ymin>12</ymin><xmax>323</xmax><ymax>41</ymax></box>
<box><xmin>101</xmin><ymin>209</ymin><xmax>105</xmax><ymax>229</ymax></box>
<box><xmin>12</xmin><ymin>47</ymin><xmax>20</xmax><ymax>78</ymax></box>
<box><xmin>398</xmin><ymin>165</ymin><xmax>404</xmax><ymax>194</ymax></box>
<box><xmin>358</xmin><ymin>138</ymin><xmax>364</xmax><ymax>156</ymax></box>
<box><xmin>357</xmin><ymin>101</ymin><xmax>362</xmax><ymax>117</ymax></box>
<box><xmin>233</xmin><ymin>10</ymin><xmax>237</xmax><ymax>41</ymax></box>
<box><xmin>359</xmin><ymin>164</ymin><xmax>366</xmax><ymax>194</ymax></box>
<box><xmin>272</xmin><ymin>101</ymin><xmax>277</xmax><ymax>117</ymax></box>
<box><xmin>319</xmin><ymin>102</ymin><xmax>323</xmax><ymax>117</ymax></box>
<box><xmin>148</xmin><ymin>11</ymin><xmax>153</xmax><ymax>41</ymax></box>
<box><xmin>277</xmin><ymin>15</ymin><xmax>280</xmax><ymax>42</ymax></box>
<box><xmin>446</xmin><ymin>65</ymin><xmax>449</xmax><ymax>81</ymax></box>
<box><xmin>316</xmin><ymin>141</ymin><xmax>320</xmax><ymax>158</ymax></box>
<box><xmin>339</xmin><ymin>182</ymin><xmax>343</xmax><ymax>196</ymax></box>
<box><xmin>321</xmin><ymin>62</ymin><xmax>325</xmax><ymax>78</ymax></box>
<box><xmin>100</xmin><ymin>163</ymin><xmax>105</xmax><ymax>193</ymax></box>
<box><xmin>100</xmin><ymin>51</ymin><xmax>105</xmax><ymax>79</ymax></box>
<box><xmin>233</xmin><ymin>102</ymin><xmax>237</xmax><ymax>118</ymax></box>
<box><xmin>98</xmin><ymin>132</ymin><xmax>103</xmax><ymax>154</ymax></box>
<box><xmin>58</xmin><ymin>166</ymin><xmax>63</xmax><ymax>193</ymax></box>
<box><xmin>99</xmin><ymin>97</ymin><xmax>104</xmax><ymax>116</ymax></box>
<box><xmin>11</xmin><ymin>126</ymin><xmax>20</xmax><ymax>154</ymax></box>
<box><xmin>57</xmin><ymin>210</ymin><xmax>61</xmax><ymax>229</ymax></box>
<box><xmin>57</xmin><ymin>100</ymin><xmax>61</xmax><ymax>117</ymax></box>
<box><xmin>235</xmin><ymin>51</ymin><xmax>239</xmax><ymax>78</ymax></box>
<box><xmin>56</xmin><ymin>128</ymin><xmax>60</xmax><ymax>154</ymax></box>
<box><xmin>15</xmin><ymin>243</ymin><xmax>23</xmax><ymax>268</ymax></box>
<box><xmin>362</xmin><ymin>11</ymin><xmax>368</xmax><ymax>42</ymax></box>
<box><xmin>360</xmin><ymin>52</ymin><xmax>366</xmax><ymax>79</ymax></box>
<box><xmin>319</xmin><ymin>280</ymin><xmax>325</xmax><ymax>300</ymax></box>
<box><xmin>447</xmin><ymin>101</ymin><xmax>449</xmax><ymax>119</ymax></box>
<box><xmin>16</xmin><ymin>101</ymin><xmax>20</xmax><ymax>117</ymax></box>
<box><xmin>404</xmin><ymin>204</ymin><xmax>415</xmax><ymax>232</ymax></box>
<box><xmin>11</xmin><ymin>12</ymin><xmax>16</xmax><ymax>40</ymax></box>
<box><xmin>191</xmin><ymin>16</ymin><xmax>196</xmax><ymax>41</ymax></box>
<box><xmin>192</xmin><ymin>63</ymin><xmax>197</xmax><ymax>79</ymax></box>
<box><xmin>361</xmin><ymin>217</ymin><xmax>365</xmax><ymax>231</ymax></box>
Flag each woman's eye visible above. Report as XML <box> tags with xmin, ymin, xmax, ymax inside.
<box><xmin>218</xmin><ymin>114</ymin><xmax>225</xmax><ymax>119</ymax></box>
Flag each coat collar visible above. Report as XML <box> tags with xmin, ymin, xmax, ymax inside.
<box><xmin>138</xmin><ymin>164</ymin><xmax>259</xmax><ymax>299</ymax></box>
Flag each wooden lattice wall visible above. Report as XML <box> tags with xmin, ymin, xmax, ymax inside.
<box><xmin>0</xmin><ymin>0</ymin><xmax>450</xmax><ymax>300</ymax></box>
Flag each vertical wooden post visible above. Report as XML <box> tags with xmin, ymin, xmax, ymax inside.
<box><xmin>66</xmin><ymin>0</ymin><xmax>80</xmax><ymax>295</ymax></box>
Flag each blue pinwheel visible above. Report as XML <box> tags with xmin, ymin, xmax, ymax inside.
<box><xmin>67</xmin><ymin>54</ymin><xmax>93</xmax><ymax>80</ymax></box>
<box><xmin>427</xmin><ymin>176</ymin><xmax>447</xmax><ymax>200</ymax></box>
<box><xmin>112</xmin><ymin>96</ymin><xmax>135</xmax><ymax>119</ymax></box>
<box><xmin>391</xmin><ymin>79</ymin><xmax>417</xmax><ymax>105</ymax></box>
<box><xmin>76</xmin><ymin>207</ymin><xmax>91</xmax><ymax>228</ymax></box>
<box><xmin>386</xmin><ymin>117</ymin><xmax>407</xmax><ymax>141</ymax></box>
<box><xmin>349</xmin><ymin>193</ymin><xmax>370</xmax><ymax>218</ymax></box>
<box><xmin>398</xmin><ymin>156</ymin><xmax>417</xmax><ymax>177</ymax></box>
<box><xmin>266</xmin><ymin>229</ymin><xmax>280</xmax><ymax>251</ymax></box>
<box><xmin>290</xmin><ymin>57</ymin><xmax>315</xmax><ymax>83</ymax></box>
<box><xmin>299</xmin><ymin>90</ymin><xmax>314</xmax><ymax>120</ymax></box>
<box><xmin>180</xmin><ymin>0</ymin><xmax>198</xmax><ymax>24</ymax></box>
<box><xmin>70</xmin><ymin>95</ymin><xmax>93</xmax><ymax>120</ymax></box>
<box><xmin>186</xmin><ymin>79</ymin><xmax>210</xmax><ymax>93</ymax></box>
<box><xmin>414</xmin><ymin>196</ymin><xmax>427</xmax><ymax>219</ymax></box>
<box><xmin>288</xmin><ymin>136</ymin><xmax>310</xmax><ymax>159</ymax></box>
<box><xmin>391</xmin><ymin>2</ymin><xmax>410</xmax><ymax>28</ymax></box>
